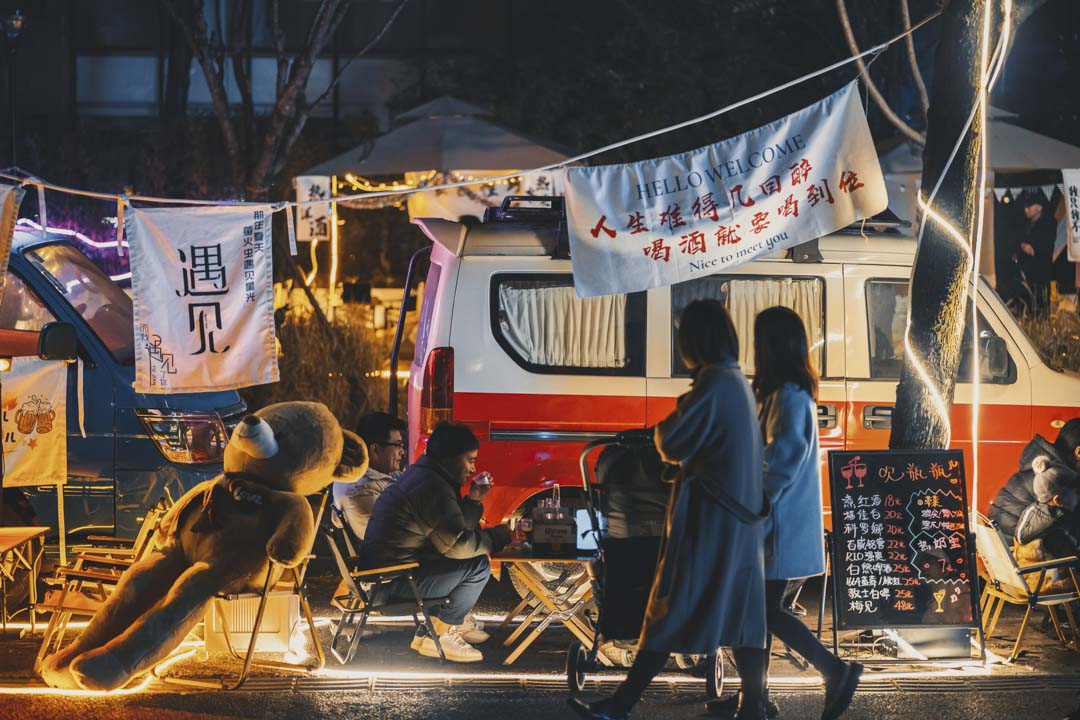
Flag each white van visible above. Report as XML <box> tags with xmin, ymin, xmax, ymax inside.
<box><xmin>405</xmin><ymin>199</ymin><xmax>1080</xmax><ymax>526</ymax></box>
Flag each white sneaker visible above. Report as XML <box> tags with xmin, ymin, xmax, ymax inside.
<box><xmin>598</xmin><ymin>640</ymin><xmax>636</xmax><ymax>666</ymax></box>
<box><xmin>459</xmin><ymin>614</ymin><xmax>490</xmax><ymax>644</ymax></box>
<box><xmin>413</xmin><ymin>625</ymin><xmax>483</xmax><ymax>663</ymax></box>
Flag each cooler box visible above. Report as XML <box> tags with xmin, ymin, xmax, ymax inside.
<box><xmin>203</xmin><ymin>590</ymin><xmax>300</xmax><ymax>654</ymax></box>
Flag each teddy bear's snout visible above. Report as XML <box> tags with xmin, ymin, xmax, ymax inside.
<box><xmin>230</xmin><ymin>414</ymin><xmax>279</xmax><ymax>459</ymax></box>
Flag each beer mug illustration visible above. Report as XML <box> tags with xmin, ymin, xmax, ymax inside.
<box><xmin>14</xmin><ymin>400</ymin><xmax>38</xmax><ymax>435</ymax></box>
<box><xmin>35</xmin><ymin>403</ymin><xmax>56</xmax><ymax>434</ymax></box>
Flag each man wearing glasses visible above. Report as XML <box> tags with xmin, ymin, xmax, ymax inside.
<box><xmin>333</xmin><ymin>412</ymin><xmax>407</xmax><ymax>541</ymax></box>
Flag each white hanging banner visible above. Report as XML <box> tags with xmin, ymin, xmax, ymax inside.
<box><xmin>294</xmin><ymin>175</ymin><xmax>332</xmax><ymax>242</ymax></box>
<box><xmin>564</xmin><ymin>82</ymin><xmax>887</xmax><ymax>297</ymax></box>
<box><xmin>127</xmin><ymin>205</ymin><xmax>278</xmax><ymax>393</ymax></box>
<box><xmin>992</xmin><ymin>188</ymin><xmax>1007</xmax><ymax>201</ymax></box>
<box><xmin>1</xmin><ymin>358</ymin><xmax>67</xmax><ymax>488</ymax></box>
<box><xmin>406</xmin><ymin>169</ymin><xmax>566</xmax><ymax>222</ymax></box>
<box><xmin>0</xmin><ymin>183</ymin><xmax>26</xmax><ymax>306</ymax></box>
<box><xmin>1042</xmin><ymin>185</ymin><xmax>1057</xmax><ymax>201</ymax></box>
<box><xmin>1064</xmin><ymin>169</ymin><xmax>1080</xmax><ymax>263</ymax></box>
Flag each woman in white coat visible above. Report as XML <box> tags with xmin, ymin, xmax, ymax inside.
<box><xmin>710</xmin><ymin>306</ymin><xmax>861</xmax><ymax>720</ymax></box>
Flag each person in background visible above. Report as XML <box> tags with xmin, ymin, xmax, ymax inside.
<box><xmin>708</xmin><ymin>306</ymin><xmax>862</xmax><ymax>720</ymax></box>
<box><xmin>989</xmin><ymin>420</ymin><xmax>1080</xmax><ymax>563</ymax></box>
<box><xmin>1014</xmin><ymin>195</ymin><xmax>1057</xmax><ymax>315</ymax></box>
<box><xmin>361</xmin><ymin>422</ymin><xmax>511</xmax><ymax>663</ymax></box>
<box><xmin>332</xmin><ymin>412</ymin><xmax>407</xmax><ymax>541</ymax></box>
<box><xmin>569</xmin><ymin>299</ymin><xmax>768</xmax><ymax>720</ymax></box>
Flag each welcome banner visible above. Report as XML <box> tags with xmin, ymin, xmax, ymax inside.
<box><xmin>0</xmin><ymin>183</ymin><xmax>26</xmax><ymax>305</ymax></box>
<box><xmin>564</xmin><ymin>82</ymin><xmax>887</xmax><ymax>297</ymax></box>
<box><xmin>127</xmin><ymin>205</ymin><xmax>278</xmax><ymax>393</ymax></box>
<box><xmin>1</xmin><ymin>358</ymin><xmax>67</xmax><ymax>488</ymax></box>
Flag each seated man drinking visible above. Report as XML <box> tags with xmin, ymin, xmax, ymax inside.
<box><xmin>362</xmin><ymin>422</ymin><xmax>511</xmax><ymax>662</ymax></box>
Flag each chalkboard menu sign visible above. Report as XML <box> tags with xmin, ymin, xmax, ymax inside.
<box><xmin>827</xmin><ymin>449</ymin><xmax>978</xmax><ymax>630</ymax></box>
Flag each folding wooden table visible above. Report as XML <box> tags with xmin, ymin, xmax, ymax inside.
<box><xmin>0</xmin><ymin>526</ymin><xmax>48</xmax><ymax>634</ymax></box>
<box><xmin>493</xmin><ymin>550</ymin><xmax>602</xmax><ymax>666</ymax></box>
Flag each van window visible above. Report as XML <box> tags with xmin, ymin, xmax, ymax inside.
<box><xmin>24</xmin><ymin>243</ymin><xmax>135</xmax><ymax>365</ymax></box>
<box><xmin>415</xmin><ymin>263</ymin><xmax>441</xmax><ymax>363</ymax></box>
<box><xmin>491</xmin><ymin>275</ymin><xmax>645</xmax><ymax>375</ymax></box>
<box><xmin>671</xmin><ymin>275</ymin><xmax>825</xmax><ymax>376</ymax></box>
<box><xmin>0</xmin><ymin>271</ymin><xmax>56</xmax><ymax>331</ymax></box>
<box><xmin>866</xmin><ymin>280</ymin><xmax>1012</xmax><ymax>382</ymax></box>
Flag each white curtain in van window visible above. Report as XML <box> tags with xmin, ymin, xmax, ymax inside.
<box><xmin>726</xmin><ymin>278</ymin><xmax>823</xmax><ymax>374</ymax></box>
<box><xmin>0</xmin><ymin>184</ymin><xmax>26</xmax><ymax>306</ymax></box>
<box><xmin>1063</xmin><ymin>169</ymin><xmax>1080</xmax><ymax>262</ymax></box>
<box><xmin>126</xmin><ymin>205</ymin><xmax>278</xmax><ymax>393</ymax></box>
<box><xmin>1</xmin><ymin>358</ymin><xmax>67</xmax><ymax>488</ymax></box>
<box><xmin>564</xmin><ymin>82</ymin><xmax>886</xmax><ymax>297</ymax></box>
<box><xmin>498</xmin><ymin>283</ymin><xmax>627</xmax><ymax>368</ymax></box>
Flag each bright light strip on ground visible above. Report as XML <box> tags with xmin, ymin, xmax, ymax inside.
<box><xmin>0</xmin><ymin>647</ymin><xmax>198</xmax><ymax>697</ymax></box>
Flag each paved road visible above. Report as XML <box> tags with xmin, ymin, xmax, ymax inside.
<box><xmin>0</xmin><ymin>687</ymin><xmax>1077</xmax><ymax>720</ymax></box>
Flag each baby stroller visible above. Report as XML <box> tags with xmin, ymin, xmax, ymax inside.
<box><xmin>565</xmin><ymin>430</ymin><xmax>725</xmax><ymax>699</ymax></box>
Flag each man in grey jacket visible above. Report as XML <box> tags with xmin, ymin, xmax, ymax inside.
<box><xmin>363</xmin><ymin>422</ymin><xmax>512</xmax><ymax>662</ymax></box>
<box><xmin>332</xmin><ymin>412</ymin><xmax>407</xmax><ymax>541</ymax></box>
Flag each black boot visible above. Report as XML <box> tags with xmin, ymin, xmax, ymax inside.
<box><xmin>706</xmin><ymin>692</ymin><xmax>780</xmax><ymax>718</ymax></box>
<box><xmin>821</xmin><ymin>660</ymin><xmax>863</xmax><ymax>720</ymax></box>
<box><xmin>567</xmin><ymin>696</ymin><xmax>630</xmax><ymax>720</ymax></box>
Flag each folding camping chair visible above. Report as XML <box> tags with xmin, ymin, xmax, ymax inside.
<box><xmin>322</xmin><ymin>506</ymin><xmax>449</xmax><ymax>664</ymax></box>
<box><xmin>34</xmin><ymin>498</ymin><xmax>172</xmax><ymax>674</ymax></box>
<box><xmin>154</xmin><ymin>492</ymin><xmax>329</xmax><ymax>690</ymax></box>
<box><xmin>974</xmin><ymin>511</ymin><xmax>1080</xmax><ymax>661</ymax></box>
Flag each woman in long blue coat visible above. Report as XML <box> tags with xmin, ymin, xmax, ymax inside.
<box><xmin>570</xmin><ymin>299</ymin><xmax>769</xmax><ymax>720</ymax></box>
<box><xmin>709</xmin><ymin>306</ymin><xmax>862</xmax><ymax>720</ymax></box>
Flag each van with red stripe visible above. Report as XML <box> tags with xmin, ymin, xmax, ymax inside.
<box><xmin>406</xmin><ymin>198</ymin><xmax>1080</xmax><ymax>528</ymax></box>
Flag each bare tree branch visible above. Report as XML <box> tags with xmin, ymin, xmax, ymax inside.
<box><xmin>249</xmin><ymin>0</ymin><xmax>351</xmax><ymax>196</ymax></box>
<box><xmin>307</xmin><ymin>0</ymin><xmax>411</xmax><ymax>111</ymax></box>
<box><xmin>228</xmin><ymin>0</ymin><xmax>256</xmax><ymax>170</ymax></box>
<box><xmin>269</xmin><ymin>0</ymin><xmax>410</xmax><ymax>180</ymax></box>
<box><xmin>836</xmin><ymin>0</ymin><xmax>926</xmax><ymax>146</ymax></box>
<box><xmin>269</xmin><ymin>0</ymin><xmax>287</xmax><ymax>100</ymax></box>
<box><xmin>161</xmin><ymin>0</ymin><xmax>244</xmax><ymax>190</ymax></box>
<box><xmin>901</xmin><ymin>0</ymin><xmax>930</xmax><ymax>129</ymax></box>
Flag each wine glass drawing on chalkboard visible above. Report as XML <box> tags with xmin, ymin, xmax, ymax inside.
<box><xmin>841</xmin><ymin>456</ymin><xmax>867</xmax><ymax>490</ymax></box>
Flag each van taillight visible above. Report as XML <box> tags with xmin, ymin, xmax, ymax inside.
<box><xmin>420</xmin><ymin>347</ymin><xmax>454</xmax><ymax>434</ymax></box>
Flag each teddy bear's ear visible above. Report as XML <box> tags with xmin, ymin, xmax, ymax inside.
<box><xmin>334</xmin><ymin>429</ymin><xmax>369</xmax><ymax>481</ymax></box>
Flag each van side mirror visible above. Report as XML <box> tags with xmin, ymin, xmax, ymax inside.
<box><xmin>38</xmin><ymin>322</ymin><xmax>78</xmax><ymax>362</ymax></box>
<box><xmin>982</xmin><ymin>336</ymin><xmax>1009</xmax><ymax>379</ymax></box>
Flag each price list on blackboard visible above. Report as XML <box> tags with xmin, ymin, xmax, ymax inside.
<box><xmin>827</xmin><ymin>450</ymin><xmax>977</xmax><ymax>630</ymax></box>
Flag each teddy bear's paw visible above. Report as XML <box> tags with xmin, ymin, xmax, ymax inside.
<box><xmin>39</xmin><ymin>655</ymin><xmax>81</xmax><ymax>690</ymax></box>
<box><xmin>70</xmin><ymin>648</ymin><xmax>132</xmax><ymax>692</ymax></box>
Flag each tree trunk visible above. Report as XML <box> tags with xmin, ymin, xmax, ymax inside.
<box><xmin>889</xmin><ymin>0</ymin><xmax>999</xmax><ymax>450</ymax></box>
<box><xmin>162</xmin><ymin>0</ymin><xmax>194</xmax><ymax>122</ymax></box>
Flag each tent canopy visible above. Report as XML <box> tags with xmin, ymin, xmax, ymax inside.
<box><xmin>880</xmin><ymin>106</ymin><xmax>1080</xmax><ymax>175</ymax></box>
<box><xmin>303</xmin><ymin>95</ymin><xmax>569</xmax><ymax>177</ymax></box>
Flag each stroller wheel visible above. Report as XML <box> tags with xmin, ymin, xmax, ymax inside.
<box><xmin>566</xmin><ymin>640</ymin><xmax>589</xmax><ymax>694</ymax></box>
<box><xmin>705</xmin><ymin>652</ymin><xmax>726</xmax><ymax>699</ymax></box>
<box><xmin>673</xmin><ymin>653</ymin><xmax>702</xmax><ymax>670</ymax></box>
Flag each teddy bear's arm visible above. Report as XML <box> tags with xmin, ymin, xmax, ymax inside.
<box><xmin>264</xmin><ymin>492</ymin><xmax>317</xmax><ymax>568</ymax></box>
<box><xmin>156</xmin><ymin>479</ymin><xmax>219</xmax><ymax>540</ymax></box>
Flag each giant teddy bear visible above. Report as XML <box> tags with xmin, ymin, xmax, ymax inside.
<box><xmin>41</xmin><ymin>401</ymin><xmax>367</xmax><ymax>691</ymax></box>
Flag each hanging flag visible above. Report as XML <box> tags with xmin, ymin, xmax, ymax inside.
<box><xmin>406</xmin><ymin>169</ymin><xmax>566</xmax><ymax>222</ymax></box>
<box><xmin>1064</xmin><ymin>169</ymin><xmax>1080</xmax><ymax>263</ymax></box>
<box><xmin>0</xmin><ymin>183</ymin><xmax>26</xmax><ymax>305</ymax></box>
<box><xmin>294</xmin><ymin>175</ymin><xmax>332</xmax><ymax>242</ymax></box>
<box><xmin>992</xmin><ymin>188</ymin><xmax>1007</xmax><ymax>201</ymax></box>
<box><xmin>563</xmin><ymin>82</ymin><xmax>887</xmax><ymax>297</ymax></box>
<box><xmin>126</xmin><ymin>205</ymin><xmax>278</xmax><ymax>393</ymax></box>
<box><xmin>1</xmin><ymin>358</ymin><xmax>67</xmax><ymax>488</ymax></box>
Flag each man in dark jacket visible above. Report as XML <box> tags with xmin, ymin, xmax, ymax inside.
<box><xmin>362</xmin><ymin>422</ymin><xmax>511</xmax><ymax>662</ymax></box>
<box><xmin>989</xmin><ymin>419</ymin><xmax>1080</xmax><ymax>555</ymax></box>
<box><xmin>1013</xmin><ymin>195</ymin><xmax>1057</xmax><ymax>315</ymax></box>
